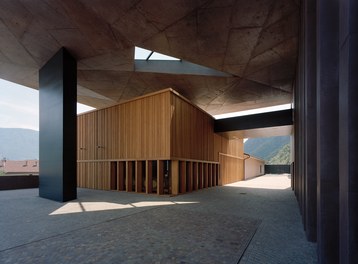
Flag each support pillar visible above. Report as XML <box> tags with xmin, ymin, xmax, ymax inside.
<box><xmin>304</xmin><ymin>0</ymin><xmax>317</xmax><ymax>242</ymax></box>
<box><xmin>339</xmin><ymin>1</ymin><xmax>358</xmax><ymax>263</ymax></box>
<box><xmin>39</xmin><ymin>48</ymin><xmax>77</xmax><ymax>202</ymax></box>
<box><xmin>316</xmin><ymin>0</ymin><xmax>340</xmax><ymax>262</ymax></box>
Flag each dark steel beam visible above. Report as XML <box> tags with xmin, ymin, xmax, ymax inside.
<box><xmin>214</xmin><ymin>109</ymin><xmax>293</xmax><ymax>133</ymax></box>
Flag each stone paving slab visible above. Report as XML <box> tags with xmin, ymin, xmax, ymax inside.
<box><xmin>0</xmin><ymin>174</ymin><xmax>317</xmax><ymax>263</ymax></box>
<box><xmin>0</xmin><ymin>205</ymin><xmax>260</xmax><ymax>264</ymax></box>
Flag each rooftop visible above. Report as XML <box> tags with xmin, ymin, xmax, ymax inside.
<box><xmin>0</xmin><ymin>159</ymin><xmax>39</xmax><ymax>175</ymax></box>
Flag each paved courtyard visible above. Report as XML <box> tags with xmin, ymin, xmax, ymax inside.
<box><xmin>0</xmin><ymin>174</ymin><xmax>317</xmax><ymax>263</ymax></box>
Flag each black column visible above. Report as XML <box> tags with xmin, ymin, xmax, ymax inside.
<box><xmin>316</xmin><ymin>0</ymin><xmax>340</xmax><ymax>263</ymax></box>
<box><xmin>304</xmin><ymin>0</ymin><xmax>317</xmax><ymax>243</ymax></box>
<box><xmin>39</xmin><ymin>48</ymin><xmax>77</xmax><ymax>202</ymax></box>
<box><xmin>339</xmin><ymin>1</ymin><xmax>358</xmax><ymax>263</ymax></box>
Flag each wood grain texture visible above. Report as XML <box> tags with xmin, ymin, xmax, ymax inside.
<box><xmin>77</xmin><ymin>89</ymin><xmax>244</xmax><ymax>193</ymax></box>
<box><xmin>171</xmin><ymin>160</ymin><xmax>179</xmax><ymax>195</ymax></box>
<box><xmin>219</xmin><ymin>153</ymin><xmax>244</xmax><ymax>185</ymax></box>
<box><xmin>157</xmin><ymin>160</ymin><xmax>164</xmax><ymax>195</ymax></box>
<box><xmin>170</xmin><ymin>92</ymin><xmax>216</xmax><ymax>161</ymax></box>
<box><xmin>78</xmin><ymin>90</ymin><xmax>171</xmax><ymax>161</ymax></box>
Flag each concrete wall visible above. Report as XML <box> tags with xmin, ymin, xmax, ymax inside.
<box><xmin>244</xmin><ymin>157</ymin><xmax>265</xmax><ymax>180</ymax></box>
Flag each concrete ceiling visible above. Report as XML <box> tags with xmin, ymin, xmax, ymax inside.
<box><xmin>0</xmin><ymin>0</ymin><xmax>299</xmax><ymax>115</ymax></box>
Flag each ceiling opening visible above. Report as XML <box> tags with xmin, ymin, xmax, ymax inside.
<box><xmin>214</xmin><ymin>103</ymin><xmax>292</xmax><ymax>120</ymax></box>
<box><xmin>135</xmin><ymin>47</ymin><xmax>180</xmax><ymax>61</ymax></box>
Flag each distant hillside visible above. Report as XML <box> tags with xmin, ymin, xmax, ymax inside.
<box><xmin>244</xmin><ymin>136</ymin><xmax>290</xmax><ymax>164</ymax></box>
<box><xmin>268</xmin><ymin>143</ymin><xmax>290</xmax><ymax>164</ymax></box>
<box><xmin>0</xmin><ymin>128</ymin><xmax>39</xmax><ymax>160</ymax></box>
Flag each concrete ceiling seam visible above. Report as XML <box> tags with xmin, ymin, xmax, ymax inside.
<box><xmin>0</xmin><ymin>0</ymin><xmax>298</xmax><ymax>115</ymax></box>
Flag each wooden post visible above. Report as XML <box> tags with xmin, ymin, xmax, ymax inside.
<box><xmin>198</xmin><ymin>163</ymin><xmax>203</xmax><ymax>189</ymax></box>
<box><xmin>126</xmin><ymin>161</ymin><xmax>133</xmax><ymax>192</ymax></box>
<box><xmin>187</xmin><ymin>162</ymin><xmax>193</xmax><ymax>192</ymax></box>
<box><xmin>204</xmin><ymin>163</ymin><xmax>208</xmax><ymax>188</ymax></box>
<box><xmin>179</xmin><ymin>161</ymin><xmax>186</xmax><ymax>193</ymax></box>
<box><xmin>171</xmin><ymin>160</ymin><xmax>179</xmax><ymax>195</ymax></box>
<box><xmin>135</xmin><ymin>161</ymin><xmax>143</xmax><ymax>193</ymax></box>
<box><xmin>157</xmin><ymin>160</ymin><xmax>164</xmax><ymax>195</ymax></box>
<box><xmin>193</xmin><ymin>162</ymin><xmax>198</xmax><ymax>190</ymax></box>
<box><xmin>146</xmin><ymin>161</ymin><xmax>153</xmax><ymax>194</ymax></box>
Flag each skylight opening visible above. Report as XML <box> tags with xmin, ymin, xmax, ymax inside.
<box><xmin>134</xmin><ymin>46</ymin><xmax>180</xmax><ymax>61</ymax></box>
<box><xmin>214</xmin><ymin>103</ymin><xmax>292</xmax><ymax>120</ymax></box>
<box><xmin>149</xmin><ymin>52</ymin><xmax>180</xmax><ymax>61</ymax></box>
<box><xmin>134</xmin><ymin>47</ymin><xmax>152</xmax><ymax>60</ymax></box>
<box><xmin>77</xmin><ymin>103</ymin><xmax>95</xmax><ymax>114</ymax></box>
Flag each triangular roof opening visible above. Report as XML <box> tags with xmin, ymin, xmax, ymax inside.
<box><xmin>135</xmin><ymin>47</ymin><xmax>180</xmax><ymax>61</ymax></box>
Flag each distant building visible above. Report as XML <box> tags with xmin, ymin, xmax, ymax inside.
<box><xmin>0</xmin><ymin>159</ymin><xmax>39</xmax><ymax>175</ymax></box>
<box><xmin>244</xmin><ymin>154</ymin><xmax>265</xmax><ymax>180</ymax></box>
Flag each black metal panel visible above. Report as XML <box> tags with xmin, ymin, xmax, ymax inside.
<box><xmin>316</xmin><ymin>0</ymin><xmax>340</xmax><ymax>262</ymax></box>
<box><xmin>39</xmin><ymin>48</ymin><xmax>77</xmax><ymax>202</ymax></box>
<box><xmin>303</xmin><ymin>0</ymin><xmax>317</xmax><ymax>243</ymax></box>
<box><xmin>264</xmin><ymin>165</ymin><xmax>290</xmax><ymax>174</ymax></box>
<box><xmin>214</xmin><ymin>109</ymin><xmax>293</xmax><ymax>133</ymax></box>
<box><xmin>339</xmin><ymin>1</ymin><xmax>358</xmax><ymax>262</ymax></box>
<box><xmin>0</xmin><ymin>175</ymin><xmax>39</xmax><ymax>190</ymax></box>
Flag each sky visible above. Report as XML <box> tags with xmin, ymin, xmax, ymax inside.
<box><xmin>0</xmin><ymin>78</ymin><xmax>94</xmax><ymax>131</ymax></box>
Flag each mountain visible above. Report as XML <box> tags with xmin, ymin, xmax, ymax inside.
<box><xmin>244</xmin><ymin>135</ymin><xmax>290</xmax><ymax>164</ymax></box>
<box><xmin>268</xmin><ymin>143</ymin><xmax>290</xmax><ymax>164</ymax></box>
<box><xmin>0</xmin><ymin>128</ymin><xmax>39</xmax><ymax>160</ymax></box>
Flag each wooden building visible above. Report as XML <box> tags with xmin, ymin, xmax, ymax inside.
<box><xmin>77</xmin><ymin>89</ymin><xmax>244</xmax><ymax>195</ymax></box>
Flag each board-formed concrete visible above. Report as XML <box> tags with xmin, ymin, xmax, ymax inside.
<box><xmin>0</xmin><ymin>174</ymin><xmax>317</xmax><ymax>263</ymax></box>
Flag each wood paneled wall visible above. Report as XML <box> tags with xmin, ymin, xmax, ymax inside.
<box><xmin>219</xmin><ymin>154</ymin><xmax>244</xmax><ymax>185</ymax></box>
<box><xmin>77</xmin><ymin>91</ymin><xmax>171</xmax><ymax>161</ymax></box>
<box><xmin>170</xmin><ymin>92</ymin><xmax>215</xmax><ymax>161</ymax></box>
<box><xmin>77</xmin><ymin>89</ymin><xmax>244</xmax><ymax>193</ymax></box>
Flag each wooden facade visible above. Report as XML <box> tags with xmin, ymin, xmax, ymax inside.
<box><xmin>77</xmin><ymin>89</ymin><xmax>244</xmax><ymax>195</ymax></box>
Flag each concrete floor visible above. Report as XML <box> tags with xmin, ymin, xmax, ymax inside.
<box><xmin>0</xmin><ymin>174</ymin><xmax>317</xmax><ymax>264</ymax></box>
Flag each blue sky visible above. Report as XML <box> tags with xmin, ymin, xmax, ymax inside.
<box><xmin>0</xmin><ymin>78</ymin><xmax>94</xmax><ymax>131</ymax></box>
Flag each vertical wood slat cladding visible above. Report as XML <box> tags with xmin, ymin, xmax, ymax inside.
<box><xmin>170</xmin><ymin>93</ymin><xmax>216</xmax><ymax>161</ymax></box>
<box><xmin>77</xmin><ymin>111</ymin><xmax>97</xmax><ymax>160</ymax></box>
<box><xmin>77</xmin><ymin>91</ymin><xmax>171</xmax><ymax>161</ymax></box>
<box><xmin>77</xmin><ymin>162</ymin><xmax>110</xmax><ymax>190</ymax></box>
<box><xmin>77</xmin><ymin>89</ymin><xmax>244</xmax><ymax>192</ymax></box>
<box><xmin>219</xmin><ymin>154</ymin><xmax>244</xmax><ymax>185</ymax></box>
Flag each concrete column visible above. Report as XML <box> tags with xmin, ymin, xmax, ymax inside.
<box><xmin>39</xmin><ymin>48</ymin><xmax>77</xmax><ymax>202</ymax></box>
<box><xmin>339</xmin><ymin>1</ymin><xmax>358</xmax><ymax>263</ymax></box>
<box><xmin>316</xmin><ymin>0</ymin><xmax>340</xmax><ymax>262</ymax></box>
<box><xmin>304</xmin><ymin>0</ymin><xmax>317</xmax><ymax>242</ymax></box>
